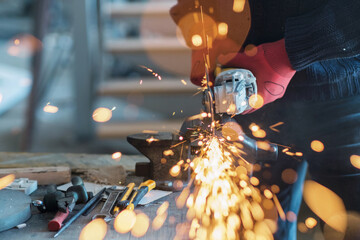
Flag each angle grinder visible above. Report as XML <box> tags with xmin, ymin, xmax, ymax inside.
<box><xmin>181</xmin><ymin>68</ymin><xmax>278</xmax><ymax>163</ymax></box>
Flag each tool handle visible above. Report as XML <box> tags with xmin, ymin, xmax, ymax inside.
<box><xmin>48</xmin><ymin>209</ymin><xmax>69</xmax><ymax>231</ymax></box>
<box><xmin>54</xmin><ymin>187</ymin><xmax>106</xmax><ymax>238</ymax></box>
<box><xmin>127</xmin><ymin>186</ymin><xmax>148</xmax><ymax>210</ymax></box>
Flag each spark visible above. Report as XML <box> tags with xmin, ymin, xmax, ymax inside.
<box><xmin>163</xmin><ymin>150</ymin><xmax>174</xmax><ymax>156</ymax></box>
<box><xmin>173</xmin><ymin>135</ymin><xmax>275</xmax><ymax>240</ymax></box>
<box><xmin>140</xmin><ymin>80</ymin><xmax>143</xmax><ymax>85</ymax></box>
<box><xmin>112</xmin><ymin>152</ymin><xmax>122</xmax><ymax>161</ymax></box>
<box><xmin>139</xmin><ymin>65</ymin><xmax>162</xmax><ymax>80</ymax></box>
<box><xmin>146</xmin><ymin>136</ymin><xmax>159</xmax><ymax>143</ymax></box>
<box><xmin>269</xmin><ymin>121</ymin><xmax>284</xmax><ymax>132</ymax></box>
<box><xmin>181</xmin><ymin>79</ymin><xmax>188</xmax><ymax>85</ymax></box>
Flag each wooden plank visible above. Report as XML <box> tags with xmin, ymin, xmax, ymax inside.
<box><xmin>98</xmin><ymin>78</ymin><xmax>199</xmax><ymax>96</ymax></box>
<box><xmin>0</xmin><ymin>166</ymin><xmax>71</xmax><ymax>185</ymax></box>
<box><xmin>0</xmin><ymin>152</ymin><xmax>148</xmax><ymax>173</ymax></box>
<box><xmin>106</xmin><ymin>37</ymin><xmax>188</xmax><ymax>53</ymax></box>
<box><xmin>104</xmin><ymin>1</ymin><xmax>175</xmax><ymax>17</ymax></box>
<box><xmin>97</xmin><ymin>121</ymin><xmax>183</xmax><ymax>139</ymax></box>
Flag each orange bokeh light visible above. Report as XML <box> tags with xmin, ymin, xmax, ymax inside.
<box><xmin>305</xmin><ymin>217</ymin><xmax>317</xmax><ymax>229</ymax></box>
<box><xmin>131</xmin><ymin>213</ymin><xmax>150</xmax><ymax>237</ymax></box>
<box><xmin>92</xmin><ymin>107</ymin><xmax>112</xmax><ymax>123</ymax></box>
<box><xmin>79</xmin><ymin>219</ymin><xmax>107</xmax><ymax>240</ymax></box>
<box><xmin>170</xmin><ymin>165</ymin><xmax>181</xmax><ymax>177</ymax></box>
<box><xmin>249</xmin><ymin>94</ymin><xmax>264</xmax><ymax>109</ymax></box>
<box><xmin>0</xmin><ymin>174</ymin><xmax>15</xmax><ymax>190</ymax></box>
<box><xmin>311</xmin><ymin>140</ymin><xmax>324</xmax><ymax>152</ymax></box>
<box><xmin>281</xmin><ymin>168</ymin><xmax>298</xmax><ymax>184</ymax></box>
<box><xmin>350</xmin><ymin>155</ymin><xmax>360</xmax><ymax>169</ymax></box>
<box><xmin>43</xmin><ymin>105</ymin><xmax>58</xmax><ymax>113</ymax></box>
<box><xmin>303</xmin><ymin>180</ymin><xmax>347</xmax><ymax>233</ymax></box>
<box><xmin>114</xmin><ymin>209</ymin><xmax>136</xmax><ymax>233</ymax></box>
<box><xmin>112</xmin><ymin>152</ymin><xmax>122</xmax><ymax>161</ymax></box>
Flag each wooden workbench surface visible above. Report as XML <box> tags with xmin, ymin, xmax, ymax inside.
<box><xmin>0</xmin><ymin>152</ymin><xmax>189</xmax><ymax>240</ymax></box>
<box><xmin>0</xmin><ymin>189</ymin><xmax>188</xmax><ymax>240</ymax></box>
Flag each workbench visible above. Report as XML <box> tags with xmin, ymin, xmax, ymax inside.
<box><xmin>0</xmin><ymin>152</ymin><xmax>189</xmax><ymax>240</ymax></box>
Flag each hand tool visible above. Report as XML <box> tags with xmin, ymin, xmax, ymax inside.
<box><xmin>53</xmin><ymin>187</ymin><xmax>106</xmax><ymax>238</ymax></box>
<box><xmin>180</xmin><ymin>67</ymin><xmax>278</xmax><ymax>163</ymax></box>
<box><xmin>91</xmin><ymin>188</ymin><xmax>123</xmax><ymax>222</ymax></box>
<box><xmin>48</xmin><ymin>176</ymin><xmax>88</xmax><ymax>231</ymax></box>
<box><xmin>112</xmin><ymin>182</ymin><xmax>135</xmax><ymax>214</ymax></box>
<box><xmin>116</xmin><ymin>180</ymin><xmax>156</xmax><ymax>211</ymax></box>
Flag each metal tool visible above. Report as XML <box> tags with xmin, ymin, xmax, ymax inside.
<box><xmin>53</xmin><ymin>187</ymin><xmax>106</xmax><ymax>238</ymax></box>
<box><xmin>48</xmin><ymin>176</ymin><xmax>88</xmax><ymax>231</ymax></box>
<box><xmin>213</xmin><ymin>68</ymin><xmax>257</xmax><ymax>115</ymax></box>
<box><xmin>112</xmin><ymin>182</ymin><xmax>135</xmax><ymax>214</ymax></box>
<box><xmin>92</xmin><ymin>188</ymin><xmax>123</xmax><ymax>222</ymax></box>
<box><xmin>116</xmin><ymin>180</ymin><xmax>156</xmax><ymax>211</ymax></box>
<box><xmin>0</xmin><ymin>189</ymin><xmax>31</xmax><ymax>232</ymax></box>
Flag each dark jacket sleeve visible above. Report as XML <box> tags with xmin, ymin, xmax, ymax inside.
<box><xmin>285</xmin><ymin>0</ymin><xmax>360</xmax><ymax>71</ymax></box>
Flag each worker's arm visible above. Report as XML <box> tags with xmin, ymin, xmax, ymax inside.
<box><xmin>285</xmin><ymin>0</ymin><xmax>360</xmax><ymax>70</ymax></box>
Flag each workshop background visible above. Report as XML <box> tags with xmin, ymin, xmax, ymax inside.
<box><xmin>0</xmin><ymin>0</ymin><xmax>324</xmax><ymax>239</ymax></box>
<box><xmin>0</xmin><ymin>0</ymin><xmax>201</xmax><ymax>154</ymax></box>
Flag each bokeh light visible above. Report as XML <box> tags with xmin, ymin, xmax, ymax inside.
<box><xmin>350</xmin><ymin>155</ymin><xmax>360</xmax><ymax>169</ymax></box>
<box><xmin>92</xmin><ymin>107</ymin><xmax>112</xmax><ymax>123</ymax></box>
<box><xmin>281</xmin><ymin>168</ymin><xmax>298</xmax><ymax>184</ymax></box>
<box><xmin>249</xmin><ymin>94</ymin><xmax>264</xmax><ymax>109</ymax></box>
<box><xmin>0</xmin><ymin>174</ymin><xmax>15</xmax><ymax>190</ymax></box>
<box><xmin>303</xmin><ymin>180</ymin><xmax>347</xmax><ymax>233</ymax></box>
<box><xmin>191</xmin><ymin>34</ymin><xmax>203</xmax><ymax>47</ymax></box>
<box><xmin>311</xmin><ymin>140</ymin><xmax>324</xmax><ymax>152</ymax></box>
<box><xmin>112</xmin><ymin>152</ymin><xmax>122</xmax><ymax>161</ymax></box>
<box><xmin>43</xmin><ymin>104</ymin><xmax>58</xmax><ymax>113</ymax></box>
<box><xmin>79</xmin><ymin>219</ymin><xmax>107</xmax><ymax>240</ymax></box>
<box><xmin>131</xmin><ymin>212</ymin><xmax>150</xmax><ymax>237</ymax></box>
<box><xmin>305</xmin><ymin>217</ymin><xmax>317</xmax><ymax>229</ymax></box>
<box><xmin>114</xmin><ymin>209</ymin><xmax>136</xmax><ymax>233</ymax></box>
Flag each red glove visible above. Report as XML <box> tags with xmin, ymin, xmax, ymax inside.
<box><xmin>218</xmin><ymin>39</ymin><xmax>296</xmax><ymax>114</ymax></box>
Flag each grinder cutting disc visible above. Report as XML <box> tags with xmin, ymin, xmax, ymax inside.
<box><xmin>0</xmin><ymin>189</ymin><xmax>31</xmax><ymax>232</ymax></box>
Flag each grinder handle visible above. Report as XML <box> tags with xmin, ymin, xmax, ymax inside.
<box><xmin>48</xmin><ymin>208</ymin><xmax>69</xmax><ymax>231</ymax></box>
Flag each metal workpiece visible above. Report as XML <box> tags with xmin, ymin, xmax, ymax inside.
<box><xmin>127</xmin><ymin>132</ymin><xmax>191</xmax><ymax>186</ymax></box>
<box><xmin>0</xmin><ymin>189</ymin><xmax>32</xmax><ymax>232</ymax></box>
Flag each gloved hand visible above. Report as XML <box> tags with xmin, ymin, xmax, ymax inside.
<box><xmin>170</xmin><ymin>0</ymin><xmax>251</xmax><ymax>86</ymax></box>
<box><xmin>218</xmin><ymin>39</ymin><xmax>296</xmax><ymax>114</ymax></box>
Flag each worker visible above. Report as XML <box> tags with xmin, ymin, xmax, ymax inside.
<box><xmin>170</xmin><ymin>0</ymin><xmax>360</xmax><ymax>239</ymax></box>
